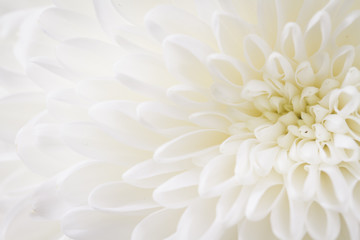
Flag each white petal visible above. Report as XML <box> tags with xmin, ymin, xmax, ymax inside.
<box><xmin>56</xmin><ymin>38</ymin><xmax>123</xmax><ymax>77</ymax></box>
<box><xmin>329</xmin><ymin>86</ymin><xmax>359</xmax><ymax>116</ymax></box>
<box><xmin>176</xmin><ymin>198</ymin><xmax>218</xmax><ymax>240</ymax></box>
<box><xmin>342</xmin><ymin>67</ymin><xmax>360</xmax><ymax>88</ymax></box>
<box><xmin>287</xmin><ymin>163</ymin><xmax>319</xmax><ymax>201</ymax></box>
<box><xmin>331</xmin><ymin>46</ymin><xmax>355</xmax><ymax>80</ymax></box>
<box><xmin>58</xmin><ymin>161</ymin><xmax>125</xmax><ymax>204</ymax></box>
<box><xmin>61</xmin><ymin>122</ymin><xmax>150</xmax><ymax>164</ymax></box>
<box><xmin>123</xmin><ymin>159</ymin><xmax>190</xmax><ymax>188</ymax></box>
<box><xmin>167</xmin><ymin>84</ymin><xmax>213</xmax><ymax>109</ymax></box>
<box><xmin>115</xmin><ymin>53</ymin><xmax>176</xmax><ymax>99</ymax></box>
<box><xmin>265</xmin><ymin>52</ymin><xmax>294</xmax><ymax>83</ymax></box>
<box><xmin>280</xmin><ymin>23</ymin><xmax>306</xmax><ymax>61</ymax></box>
<box><xmin>253</xmin><ymin>143</ymin><xmax>280</xmax><ymax>176</ymax></box>
<box><xmin>145</xmin><ymin>5</ymin><xmax>216</xmax><ymax>48</ymax></box>
<box><xmin>271</xmin><ymin>191</ymin><xmax>306</xmax><ymax>240</ymax></box>
<box><xmin>212</xmin><ymin>13</ymin><xmax>253</xmax><ymax>60</ymax></box>
<box><xmin>207</xmin><ymin>53</ymin><xmax>255</xmax><ymax>87</ymax></box>
<box><xmin>305</xmin><ymin>202</ymin><xmax>340</xmax><ymax>240</ymax></box>
<box><xmin>47</xmin><ymin>88</ymin><xmax>90</xmax><ymax>122</ymax></box>
<box><xmin>39</xmin><ymin>8</ymin><xmax>105</xmax><ymax>41</ymax></box>
<box><xmin>90</xmin><ymin>101</ymin><xmax>167</xmax><ymax>151</ymax></box>
<box><xmin>163</xmin><ymin>35</ymin><xmax>214</xmax><ymax>88</ymax></box>
<box><xmin>334</xmin><ymin>10</ymin><xmax>360</xmax><ymax>46</ymax></box>
<box><xmin>0</xmin><ymin>93</ymin><xmax>45</xmax><ymax>142</ymax></box>
<box><xmin>333</xmin><ymin>134</ymin><xmax>359</xmax><ymax>162</ymax></box>
<box><xmin>16</xmin><ymin>120</ymin><xmax>85</xmax><ymax>176</ymax></box>
<box><xmin>62</xmin><ymin>208</ymin><xmax>143</xmax><ymax>240</ymax></box>
<box><xmin>217</xmin><ymin>0</ymin><xmax>257</xmax><ymax>24</ymax></box>
<box><xmin>243</xmin><ymin>34</ymin><xmax>272</xmax><ymax>71</ymax></box>
<box><xmin>198</xmin><ymin>154</ymin><xmax>236</xmax><ymax>197</ymax></box>
<box><xmin>89</xmin><ymin>182</ymin><xmax>158</xmax><ymax>212</ymax></box>
<box><xmin>295</xmin><ymin>61</ymin><xmax>315</xmax><ymax>87</ymax></box>
<box><xmin>257</xmin><ymin>0</ymin><xmax>278</xmax><ymax>47</ymax></box>
<box><xmin>254</xmin><ymin>122</ymin><xmax>285</xmax><ymax>142</ymax></box>
<box><xmin>337</xmin><ymin>214</ymin><xmax>360</xmax><ymax>240</ymax></box>
<box><xmin>304</xmin><ymin>11</ymin><xmax>331</xmax><ymax>57</ymax></box>
<box><xmin>110</xmin><ymin>0</ymin><xmax>169</xmax><ymax>25</ymax></box>
<box><xmin>2</xmin><ymin>200</ymin><xmax>60</xmax><ymax>240</ymax></box>
<box><xmin>238</xmin><ymin>216</ymin><xmax>278</xmax><ymax>240</ymax></box>
<box><xmin>137</xmin><ymin>101</ymin><xmax>196</xmax><ymax>136</ymax></box>
<box><xmin>351</xmin><ymin>180</ymin><xmax>360</xmax><ymax>221</ymax></box>
<box><xmin>154</xmin><ymin>129</ymin><xmax>228</xmax><ymax>162</ymax></box>
<box><xmin>318</xmin><ymin>165</ymin><xmax>349</xmax><ymax>210</ymax></box>
<box><xmin>26</xmin><ymin>57</ymin><xmax>74</xmax><ymax>92</ymax></box>
<box><xmin>77</xmin><ymin>78</ymin><xmax>141</xmax><ymax>102</ymax></box>
<box><xmin>324</xmin><ymin>114</ymin><xmax>348</xmax><ymax>134</ymax></box>
<box><xmin>131</xmin><ymin>209</ymin><xmax>184</xmax><ymax>240</ymax></box>
<box><xmin>216</xmin><ymin>186</ymin><xmax>251</xmax><ymax>227</ymax></box>
<box><xmin>53</xmin><ymin>0</ymin><xmax>95</xmax><ymax>16</ymax></box>
<box><xmin>189</xmin><ymin>111</ymin><xmax>232</xmax><ymax>131</ymax></box>
<box><xmin>235</xmin><ymin>139</ymin><xmax>258</xmax><ymax>184</ymax></box>
<box><xmin>32</xmin><ymin>180</ymin><xmax>74</xmax><ymax>220</ymax></box>
<box><xmin>153</xmin><ymin>169</ymin><xmax>200</xmax><ymax>208</ymax></box>
<box><xmin>93</xmin><ymin>0</ymin><xmax>130</xmax><ymax>36</ymax></box>
<box><xmin>245</xmin><ymin>173</ymin><xmax>283</xmax><ymax>221</ymax></box>
<box><xmin>345</xmin><ymin>115</ymin><xmax>360</xmax><ymax>140</ymax></box>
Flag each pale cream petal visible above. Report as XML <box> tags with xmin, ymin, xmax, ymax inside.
<box><xmin>245</xmin><ymin>173</ymin><xmax>283</xmax><ymax>221</ymax></box>
<box><xmin>61</xmin><ymin>122</ymin><xmax>150</xmax><ymax>163</ymax></box>
<box><xmin>123</xmin><ymin>159</ymin><xmax>191</xmax><ymax>188</ymax></box>
<box><xmin>89</xmin><ymin>182</ymin><xmax>158</xmax><ymax>213</ymax></box>
<box><xmin>153</xmin><ymin>169</ymin><xmax>200</xmax><ymax>208</ymax></box>
<box><xmin>305</xmin><ymin>202</ymin><xmax>340</xmax><ymax>240</ymax></box>
<box><xmin>2</xmin><ymin>200</ymin><xmax>60</xmax><ymax>240</ymax></box>
<box><xmin>270</xmin><ymin>191</ymin><xmax>306</xmax><ymax>240</ymax></box>
<box><xmin>89</xmin><ymin>101</ymin><xmax>167</xmax><ymax>150</ymax></box>
<box><xmin>212</xmin><ymin>13</ymin><xmax>254</xmax><ymax>61</ymax></box>
<box><xmin>176</xmin><ymin>198</ymin><xmax>218</xmax><ymax>240</ymax></box>
<box><xmin>287</xmin><ymin>163</ymin><xmax>319</xmax><ymax>201</ymax></box>
<box><xmin>58</xmin><ymin>161</ymin><xmax>125</xmax><ymax>204</ymax></box>
<box><xmin>145</xmin><ymin>5</ymin><xmax>216</xmax><ymax>48</ymax></box>
<box><xmin>131</xmin><ymin>208</ymin><xmax>184</xmax><ymax>240</ymax></box>
<box><xmin>238</xmin><ymin>216</ymin><xmax>278</xmax><ymax>240</ymax></box>
<box><xmin>62</xmin><ymin>208</ymin><xmax>143</xmax><ymax>240</ymax></box>
<box><xmin>110</xmin><ymin>0</ymin><xmax>169</xmax><ymax>25</ymax></box>
<box><xmin>163</xmin><ymin>34</ymin><xmax>214</xmax><ymax>88</ymax></box>
<box><xmin>39</xmin><ymin>8</ymin><xmax>105</xmax><ymax>41</ymax></box>
<box><xmin>56</xmin><ymin>38</ymin><xmax>123</xmax><ymax>77</ymax></box>
<box><xmin>198</xmin><ymin>154</ymin><xmax>237</xmax><ymax>197</ymax></box>
<box><xmin>243</xmin><ymin>34</ymin><xmax>272</xmax><ymax>71</ymax></box>
<box><xmin>154</xmin><ymin>129</ymin><xmax>228</xmax><ymax>163</ymax></box>
<box><xmin>334</xmin><ymin>10</ymin><xmax>360</xmax><ymax>46</ymax></box>
<box><xmin>304</xmin><ymin>11</ymin><xmax>331</xmax><ymax>57</ymax></box>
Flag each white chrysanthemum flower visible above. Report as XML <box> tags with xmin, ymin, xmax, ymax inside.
<box><xmin>1</xmin><ymin>0</ymin><xmax>360</xmax><ymax>239</ymax></box>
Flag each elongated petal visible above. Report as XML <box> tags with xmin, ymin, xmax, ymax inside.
<box><xmin>154</xmin><ymin>129</ymin><xmax>228</xmax><ymax>162</ymax></box>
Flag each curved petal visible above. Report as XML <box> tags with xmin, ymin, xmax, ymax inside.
<box><xmin>245</xmin><ymin>173</ymin><xmax>283</xmax><ymax>221</ymax></box>
<box><xmin>56</xmin><ymin>38</ymin><xmax>123</xmax><ymax>77</ymax></box>
<box><xmin>131</xmin><ymin>208</ymin><xmax>184</xmax><ymax>240</ymax></box>
<box><xmin>212</xmin><ymin>13</ymin><xmax>254</xmax><ymax>60</ymax></box>
<box><xmin>89</xmin><ymin>182</ymin><xmax>158</xmax><ymax>213</ymax></box>
<box><xmin>304</xmin><ymin>11</ymin><xmax>331</xmax><ymax>57</ymax></box>
<box><xmin>154</xmin><ymin>129</ymin><xmax>228</xmax><ymax>163</ymax></box>
<box><xmin>153</xmin><ymin>169</ymin><xmax>200</xmax><ymax>208</ymax></box>
<box><xmin>305</xmin><ymin>201</ymin><xmax>340</xmax><ymax>240</ymax></box>
<box><xmin>58</xmin><ymin>161</ymin><xmax>125</xmax><ymax>204</ymax></box>
<box><xmin>145</xmin><ymin>5</ymin><xmax>216</xmax><ymax>48</ymax></box>
<box><xmin>198</xmin><ymin>154</ymin><xmax>237</xmax><ymax>197</ymax></box>
<box><xmin>62</xmin><ymin>208</ymin><xmax>143</xmax><ymax>240</ymax></box>
<box><xmin>123</xmin><ymin>159</ymin><xmax>190</xmax><ymax>188</ymax></box>
<box><xmin>163</xmin><ymin>34</ymin><xmax>214</xmax><ymax>88</ymax></box>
